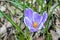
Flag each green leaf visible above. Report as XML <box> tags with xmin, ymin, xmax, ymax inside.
<box><xmin>58</xmin><ymin>0</ymin><xmax>60</xmax><ymax>7</ymax></box>
<box><xmin>49</xmin><ymin>3</ymin><xmax>58</xmax><ymax>14</ymax></box>
<box><xmin>25</xmin><ymin>27</ymin><xmax>30</xmax><ymax>40</ymax></box>
<box><xmin>46</xmin><ymin>33</ymin><xmax>52</xmax><ymax>40</ymax></box>
<box><xmin>0</xmin><ymin>12</ymin><xmax>4</xmax><ymax>18</ymax></box>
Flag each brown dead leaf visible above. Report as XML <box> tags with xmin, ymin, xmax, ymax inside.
<box><xmin>50</xmin><ymin>30</ymin><xmax>60</xmax><ymax>40</ymax></box>
<box><xmin>56</xmin><ymin>18</ymin><xmax>60</xmax><ymax>28</ymax></box>
<box><xmin>36</xmin><ymin>37</ymin><xmax>44</xmax><ymax>40</ymax></box>
<box><xmin>0</xmin><ymin>0</ymin><xmax>5</xmax><ymax>1</ymax></box>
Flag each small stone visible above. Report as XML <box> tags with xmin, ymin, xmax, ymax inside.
<box><xmin>0</xmin><ymin>23</ymin><xmax>2</xmax><ymax>27</ymax></box>
<box><xmin>0</xmin><ymin>6</ymin><xmax>6</xmax><ymax>12</ymax></box>
<box><xmin>0</xmin><ymin>25</ymin><xmax>6</xmax><ymax>34</ymax></box>
<box><xmin>6</xmin><ymin>22</ymin><xmax>12</xmax><ymax>28</ymax></box>
<box><xmin>56</xmin><ymin>28</ymin><xmax>60</xmax><ymax>35</ymax></box>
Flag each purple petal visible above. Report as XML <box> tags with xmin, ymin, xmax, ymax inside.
<box><xmin>38</xmin><ymin>12</ymin><xmax>48</xmax><ymax>29</ymax></box>
<box><xmin>33</xmin><ymin>12</ymin><xmax>43</xmax><ymax>24</ymax></box>
<box><xmin>24</xmin><ymin>8</ymin><xmax>33</xmax><ymax>21</ymax></box>
<box><xmin>24</xmin><ymin>17</ymin><xmax>33</xmax><ymax>30</ymax></box>
<box><xmin>38</xmin><ymin>23</ymin><xmax>43</xmax><ymax>30</ymax></box>
<box><xmin>42</xmin><ymin>12</ymin><xmax>48</xmax><ymax>23</ymax></box>
<box><xmin>30</xmin><ymin>28</ymin><xmax>38</xmax><ymax>32</ymax></box>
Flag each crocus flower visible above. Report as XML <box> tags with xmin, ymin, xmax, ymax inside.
<box><xmin>24</xmin><ymin>8</ymin><xmax>48</xmax><ymax>32</ymax></box>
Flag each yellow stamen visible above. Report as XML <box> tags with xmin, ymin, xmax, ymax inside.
<box><xmin>33</xmin><ymin>22</ymin><xmax>38</xmax><ymax>28</ymax></box>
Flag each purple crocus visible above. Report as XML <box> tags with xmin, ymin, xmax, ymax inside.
<box><xmin>24</xmin><ymin>8</ymin><xmax>48</xmax><ymax>32</ymax></box>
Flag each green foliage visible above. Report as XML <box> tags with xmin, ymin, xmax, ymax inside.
<box><xmin>0</xmin><ymin>12</ymin><xmax>4</xmax><ymax>18</ymax></box>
